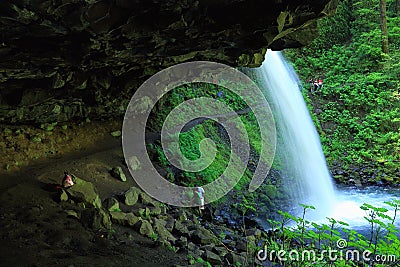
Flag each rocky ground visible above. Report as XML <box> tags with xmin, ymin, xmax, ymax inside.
<box><xmin>0</xmin><ymin>140</ymin><xmax>186</xmax><ymax>266</ymax></box>
<box><xmin>330</xmin><ymin>161</ymin><xmax>400</xmax><ymax>187</ymax></box>
<box><xmin>0</xmin><ymin>121</ymin><xmax>271</xmax><ymax>267</ymax></box>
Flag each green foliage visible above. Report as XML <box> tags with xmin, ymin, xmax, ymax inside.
<box><xmin>284</xmin><ymin>0</ymin><xmax>400</xmax><ymax>176</ymax></box>
<box><xmin>235</xmin><ymin>194</ymin><xmax>257</xmax><ymax>216</ymax></box>
<box><xmin>110</xmin><ymin>207</ymin><xmax>122</xmax><ymax>212</ymax></box>
<box><xmin>138</xmin><ymin>208</ymin><xmax>151</xmax><ymax>219</ymax></box>
<box><xmin>313</xmin><ymin>0</ymin><xmax>353</xmax><ymax>50</ymax></box>
<box><xmin>187</xmin><ymin>255</ymin><xmax>212</xmax><ymax>267</ymax></box>
<box><xmin>149</xmin><ymin>232</ymin><xmax>158</xmax><ymax>242</ymax></box>
<box><xmin>218</xmin><ymin>231</ymin><xmax>227</xmax><ymax>240</ymax></box>
<box><xmin>261</xmin><ymin>201</ymin><xmax>400</xmax><ymax>266</ymax></box>
<box><xmin>146</xmin><ymin>82</ymin><xmax>266</xmax><ymax>194</ymax></box>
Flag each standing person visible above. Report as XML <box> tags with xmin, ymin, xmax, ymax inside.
<box><xmin>309</xmin><ymin>78</ymin><xmax>314</xmax><ymax>92</ymax></box>
<box><xmin>318</xmin><ymin>78</ymin><xmax>323</xmax><ymax>90</ymax></box>
<box><xmin>196</xmin><ymin>186</ymin><xmax>205</xmax><ymax>215</ymax></box>
<box><xmin>314</xmin><ymin>79</ymin><xmax>319</xmax><ymax>91</ymax></box>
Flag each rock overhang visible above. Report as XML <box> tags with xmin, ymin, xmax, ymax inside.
<box><xmin>0</xmin><ymin>0</ymin><xmax>338</xmax><ymax>124</ymax></box>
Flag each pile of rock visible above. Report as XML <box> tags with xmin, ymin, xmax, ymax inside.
<box><xmin>331</xmin><ymin>161</ymin><xmax>400</xmax><ymax>186</ymax></box>
<box><xmin>59</xmin><ymin>176</ymin><xmax>111</xmax><ymax>230</ymax></box>
<box><xmin>58</xmin><ymin>177</ymin><xmax>267</xmax><ymax>266</ymax></box>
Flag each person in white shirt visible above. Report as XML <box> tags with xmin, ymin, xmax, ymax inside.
<box><xmin>196</xmin><ymin>186</ymin><xmax>205</xmax><ymax>214</ymax></box>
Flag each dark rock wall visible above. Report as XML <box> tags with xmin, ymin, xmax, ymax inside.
<box><xmin>0</xmin><ymin>0</ymin><xmax>337</xmax><ymax>124</ymax></box>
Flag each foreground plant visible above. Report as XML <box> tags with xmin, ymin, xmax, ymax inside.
<box><xmin>257</xmin><ymin>200</ymin><xmax>399</xmax><ymax>266</ymax></box>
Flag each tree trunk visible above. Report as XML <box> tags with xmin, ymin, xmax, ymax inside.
<box><xmin>379</xmin><ymin>0</ymin><xmax>389</xmax><ymax>54</ymax></box>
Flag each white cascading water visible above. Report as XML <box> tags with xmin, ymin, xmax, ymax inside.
<box><xmin>255</xmin><ymin>50</ymin><xmax>336</xmax><ymax>219</ymax></box>
<box><xmin>246</xmin><ymin>50</ymin><xmax>399</xmax><ymax>230</ymax></box>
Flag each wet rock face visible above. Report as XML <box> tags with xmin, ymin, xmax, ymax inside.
<box><xmin>0</xmin><ymin>0</ymin><xmax>337</xmax><ymax>124</ymax></box>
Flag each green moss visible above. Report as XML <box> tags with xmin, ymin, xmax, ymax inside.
<box><xmin>147</xmin><ymin>82</ymin><xmax>266</xmax><ymax>191</ymax></box>
<box><xmin>264</xmin><ymin>184</ymin><xmax>278</xmax><ymax>199</ymax></box>
<box><xmin>31</xmin><ymin>136</ymin><xmax>42</xmax><ymax>143</ymax></box>
<box><xmin>40</xmin><ymin>122</ymin><xmax>57</xmax><ymax>132</ymax></box>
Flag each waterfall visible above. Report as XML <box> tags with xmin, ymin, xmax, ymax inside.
<box><xmin>255</xmin><ymin>50</ymin><xmax>336</xmax><ymax>218</ymax></box>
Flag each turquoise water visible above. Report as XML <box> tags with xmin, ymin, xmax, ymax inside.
<box><xmin>330</xmin><ymin>185</ymin><xmax>399</xmax><ymax>230</ymax></box>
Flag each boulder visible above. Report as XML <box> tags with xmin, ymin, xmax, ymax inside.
<box><xmin>213</xmin><ymin>246</ymin><xmax>228</xmax><ymax>258</ymax></box>
<box><xmin>65</xmin><ymin>177</ymin><xmax>102</xmax><ymax>209</ymax></box>
<box><xmin>153</xmin><ymin>218</ymin><xmax>177</xmax><ymax>243</ymax></box>
<box><xmin>136</xmin><ymin>207</ymin><xmax>151</xmax><ymax>219</ymax></box>
<box><xmin>124</xmin><ymin>186</ymin><xmax>160</xmax><ymax>207</ymax></box>
<box><xmin>174</xmin><ymin>210</ymin><xmax>188</xmax><ymax>221</ymax></box>
<box><xmin>139</xmin><ymin>192</ymin><xmax>157</xmax><ymax>206</ymax></box>
<box><xmin>135</xmin><ymin>219</ymin><xmax>155</xmax><ymax>238</ymax></box>
<box><xmin>164</xmin><ymin>218</ymin><xmax>175</xmax><ymax>232</ymax></box>
<box><xmin>81</xmin><ymin>207</ymin><xmax>112</xmax><ymax>230</ymax></box>
<box><xmin>103</xmin><ymin>197</ymin><xmax>120</xmax><ymax>212</ymax></box>
<box><xmin>110</xmin><ymin>166</ymin><xmax>126</xmax><ymax>182</ymax></box>
<box><xmin>236</xmin><ymin>240</ymin><xmax>247</xmax><ymax>252</ymax></box>
<box><xmin>382</xmin><ymin>175</ymin><xmax>394</xmax><ymax>183</ymax></box>
<box><xmin>203</xmin><ymin>250</ymin><xmax>223</xmax><ymax>265</ymax></box>
<box><xmin>173</xmin><ymin>220</ymin><xmax>190</xmax><ymax>236</ymax></box>
<box><xmin>187</xmin><ymin>242</ymin><xmax>196</xmax><ymax>251</ymax></box>
<box><xmin>190</xmin><ymin>227</ymin><xmax>217</xmax><ymax>245</ymax></box>
<box><xmin>59</xmin><ymin>189</ymin><xmax>68</xmax><ymax>202</ymax></box>
<box><xmin>225</xmin><ymin>252</ymin><xmax>246</xmax><ymax>266</ymax></box>
<box><xmin>124</xmin><ymin>187</ymin><xmax>141</xmax><ymax>206</ymax></box>
<box><xmin>124</xmin><ymin>213</ymin><xmax>141</xmax><ymax>227</ymax></box>
<box><xmin>65</xmin><ymin>209</ymin><xmax>80</xmax><ymax>219</ymax></box>
<box><xmin>176</xmin><ymin>236</ymin><xmax>188</xmax><ymax>247</ymax></box>
<box><xmin>149</xmin><ymin>206</ymin><xmax>163</xmax><ymax>216</ymax></box>
<box><xmin>245</xmin><ymin>228</ymin><xmax>262</xmax><ymax>238</ymax></box>
<box><xmin>110</xmin><ymin>211</ymin><xmax>139</xmax><ymax>227</ymax></box>
<box><xmin>186</xmin><ymin>212</ymin><xmax>199</xmax><ymax>225</ymax></box>
<box><xmin>188</xmin><ymin>244</ymin><xmax>204</xmax><ymax>259</ymax></box>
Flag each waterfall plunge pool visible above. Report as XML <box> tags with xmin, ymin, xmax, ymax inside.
<box><xmin>253</xmin><ymin>50</ymin><xmax>399</xmax><ymax>236</ymax></box>
<box><xmin>329</xmin><ymin>185</ymin><xmax>399</xmax><ymax>231</ymax></box>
